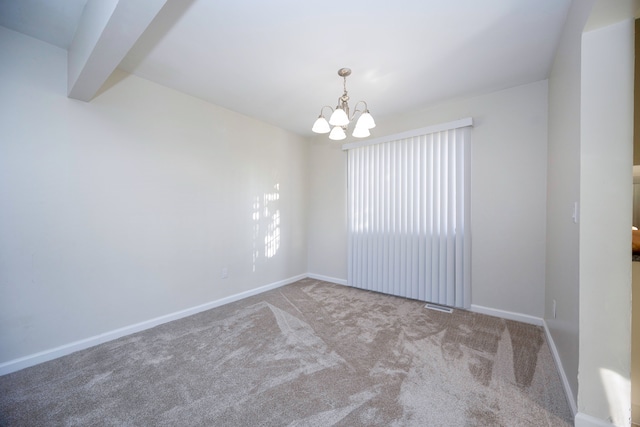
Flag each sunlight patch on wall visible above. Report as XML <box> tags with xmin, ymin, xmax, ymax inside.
<box><xmin>252</xmin><ymin>183</ymin><xmax>280</xmax><ymax>272</ymax></box>
<box><xmin>599</xmin><ymin>367</ymin><xmax>631</xmax><ymax>426</ymax></box>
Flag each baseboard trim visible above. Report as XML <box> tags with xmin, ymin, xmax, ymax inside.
<box><xmin>469</xmin><ymin>304</ymin><xmax>543</xmax><ymax>326</ymax></box>
<box><xmin>575</xmin><ymin>412</ymin><xmax>615</xmax><ymax>427</ymax></box>
<box><xmin>305</xmin><ymin>273</ymin><xmax>348</xmax><ymax>286</ymax></box>
<box><xmin>468</xmin><ymin>305</ymin><xmax>577</xmax><ymax>418</ymax></box>
<box><xmin>0</xmin><ymin>269</ymin><xmax>579</xmax><ymax>426</ymax></box>
<box><xmin>543</xmin><ymin>319</ymin><xmax>578</xmax><ymax>417</ymax></box>
<box><xmin>0</xmin><ymin>274</ymin><xmax>306</xmax><ymax>376</ymax></box>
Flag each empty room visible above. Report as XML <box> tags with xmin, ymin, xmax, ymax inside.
<box><xmin>0</xmin><ymin>0</ymin><xmax>637</xmax><ymax>426</ymax></box>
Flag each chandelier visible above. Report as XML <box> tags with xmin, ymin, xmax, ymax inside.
<box><xmin>311</xmin><ymin>68</ymin><xmax>376</xmax><ymax>141</ymax></box>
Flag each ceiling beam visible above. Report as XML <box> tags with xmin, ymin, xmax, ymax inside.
<box><xmin>67</xmin><ymin>0</ymin><xmax>168</xmax><ymax>101</ymax></box>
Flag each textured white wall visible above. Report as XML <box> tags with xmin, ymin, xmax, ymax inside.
<box><xmin>0</xmin><ymin>27</ymin><xmax>309</xmax><ymax>363</ymax></box>
<box><xmin>308</xmin><ymin>80</ymin><xmax>549</xmax><ymax>318</ymax></box>
<box><xmin>579</xmin><ymin>18</ymin><xmax>634</xmax><ymax>426</ymax></box>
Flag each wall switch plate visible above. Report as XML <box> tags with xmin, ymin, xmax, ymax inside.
<box><xmin>572</xmin><ymin>202</ymin><xmax>579</xmax><ymax>224</ymax></box>
<box><xmin>553</xmin><ymin>299</ymin><xmax>557</xmax><ymax>319</ymax></box>
<box><xmin>221</xmin><ymin>267</ymin><xmax>228</xmax><ymax>279</ymax></box>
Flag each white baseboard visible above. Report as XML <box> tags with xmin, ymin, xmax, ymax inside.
<box><xmin>469</xmin><ymin>304</ymin><xmax>543</xmax><ymax>326</ymax></box>
<box><xmin>575</xmin><ymin>412</ymin><xmax>615</xmax><ymax>427</ymax></box>
<box><xmin>0</xmin><ymin>270</ymin><xmax>580</xmax><ymax>427</ymax></box>
<box><xmin>543</xmin><ymin>319</ymin><xmax>578</xmax><ymax>417</ymax></box>
<box><xmin>305</xmin><ymin>273</ymin><xmax>348</xmax><ymax>286</ymax></box>
<box><xmin>0</xmin><ymin>274</ymin><xmax>306</xmax><ymax>376</ymax></box>
<box><xmin>468</xmin><ymin>305</ymin><xmax>577</xmax><ymax>418</ymax></box>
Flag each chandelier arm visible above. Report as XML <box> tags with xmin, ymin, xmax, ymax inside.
<box><xmin>318</xmin><ymin>105</ymin><xmax>334</xmax><ymax>116</ymax></box>
<box><xmin>349</xmin><ymin>100</ymin><xmax>369</xmax><ymax>121</ymax></box>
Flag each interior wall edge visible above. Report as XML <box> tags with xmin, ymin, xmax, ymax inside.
<box><xmin>543</xmin><ymin>319</ymin><xmax>578</xmax><ymax>416</ymax></box>
<box><xmin>574</xmin><ymin>412</ymin><xmax>617</xmax><ymax>427</ymax></box>
<box><xmin>0</xmin><ymin>273</ymin><xmax>561</xmax><ymax>379</ymax></box>
<box><xmin>305</xmin><ymin>273</ymin><xmax>347</xmax><ymax>286</ymax></box>
<box><xmin>469</xmin><ymin>304</ymin><xmax>543</xmax><ymax>326</ymax></box>
<box><xmin>463</xmin><ymin>305</ymin><xmax>577</xmax><ymax>416</ymax></box>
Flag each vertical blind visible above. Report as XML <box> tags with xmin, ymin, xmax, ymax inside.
<box><xmin>346</xmin><ymin>119</ymin><xmax>472</xmax><ymax>308</ymax></box>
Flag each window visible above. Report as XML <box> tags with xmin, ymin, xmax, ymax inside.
<box><xmin>345</xmin><ymin>118</ymin><xmax>472</xmax><ymax>308</ymax></box>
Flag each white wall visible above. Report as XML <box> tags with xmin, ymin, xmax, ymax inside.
<box><xmin>578</xmin><ymin>18</ymin><xmax>634</xmax><ymax>426</ymax></box>
<box><xmin>545</xmin><ymin>0</ymin><xmax>593</xmax><ymax>408</ymax></box>
<box><xmin>0</xmin><ymin>27</ymin><xmax>309</xmax><ymax>364</ymax></box>
<box><xmin>308</xmin><ymin>80</ymin><xmax>549</xmax><ymax>318</ymax></box>
<box><xmin>307</xmin><ymin>139</ymin><xmax>348</xmax><ymax>283</ymax></box>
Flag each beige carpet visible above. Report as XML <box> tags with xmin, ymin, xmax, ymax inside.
<box><xmin>0</xmin><ymin>278</ymin><xmax>572</xmax><ymax>426</ymax></box>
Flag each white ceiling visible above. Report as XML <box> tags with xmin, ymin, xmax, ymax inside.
<box><xmin>0</xmin><ymin>0</ymin><xmax>572</xmax><ymax>137</ymax></box>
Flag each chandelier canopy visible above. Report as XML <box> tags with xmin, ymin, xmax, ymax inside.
<box><xmin>312</xmin><ymin>68</ymin><xmax>376</xmax><ymax>141</ymax></box>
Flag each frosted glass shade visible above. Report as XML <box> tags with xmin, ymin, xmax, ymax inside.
<box><xmin>352</xmin><ymin>126</ymin><xmax>370</xmax><ymax>138</ymax></box>
<box><xmin>329</xmin><ymin>126</ymin><xmax>346</xmax><ymax>141</ymax></box>
<box><xmin>312</xmin><ymin>116</ymin><xmax>330</xmax><ymax>133</ymax></box>
<box><xmin>329</xmin><ymin>108</ymin><xmax>349</xmax><ymax>126</ymax></box>
<box><xmin>356</xmin><ymin>112</ymin><xmax>376</xmax><ymax>129</ymax></box>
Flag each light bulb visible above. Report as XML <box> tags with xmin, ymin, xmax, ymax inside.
<box><xmin>356</xmin><ymin>111</ymin><xmax>376</xmax><ymax>130</ymax></box>
<box><xmin>312</xmin><ymin>116</ymin><xmax>330</xmax><ymax>133</ymax></box>
<box><xmin>329</xmin><ymin>126</ymin><xmax>346</xmax><ymax>141</ymax></box>
<box><xmin>329</xmin><ymin>108</ymin><xmax>349</xmax><ymax>127</ymax></box>
<box><xmin>352</xmin><ymin>126</ymin><xmax>370</xmax><ymax>138</ymax></box>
